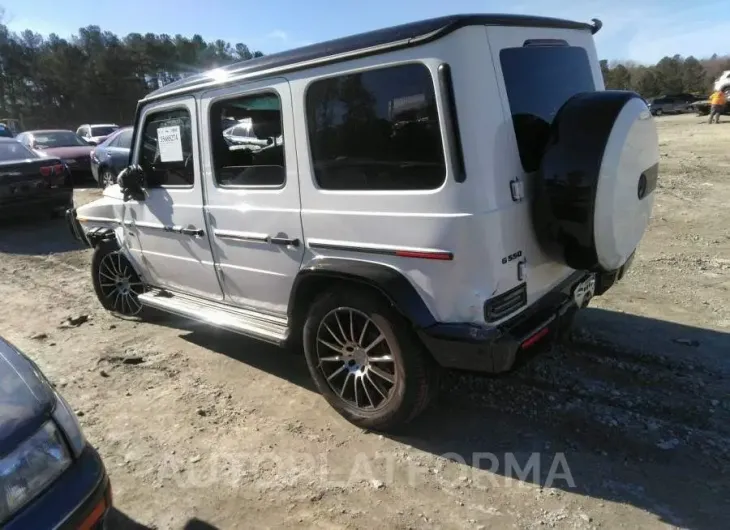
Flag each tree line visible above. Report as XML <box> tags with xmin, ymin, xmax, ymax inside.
<box><xmin>601</xmin><ymin>55</ymin><xmax>730</xmax><ymax>97</ymax></box>
<box><xmin>1</xmin><ymin>13</ymin><xmax>729</xmax><ymax>130</ymax></box>
<box><xmin>0</xmin><ymin>15</ymin><xmax>264</xmax><ymax>129</ymax></box>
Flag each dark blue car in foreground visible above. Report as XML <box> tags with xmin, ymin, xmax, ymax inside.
<box><xmin>0</xmin><ymin>336</ymin><xmax>111</xmax><ymax>529</ymax></box>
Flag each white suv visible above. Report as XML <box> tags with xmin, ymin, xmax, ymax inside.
<box><xmin>67</xmin><ymin>14</ymin><xmax>658</xmax><ymax>431</ymax></box>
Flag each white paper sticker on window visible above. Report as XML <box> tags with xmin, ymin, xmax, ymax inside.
<box><xmin>157</xmin><ymin>125</ymin><xmax>183</xmax><ymax>162</ymax></box>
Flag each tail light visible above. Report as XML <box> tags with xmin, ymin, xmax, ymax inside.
<box><xmin>40</xmin><ymin>165</ymin><xmax>53</xmax><ymax>177</ymax></box>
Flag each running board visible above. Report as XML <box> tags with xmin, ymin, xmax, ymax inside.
<box><xmin>138</xmin><ymin>289</ymin><xmax>289</xmax><ymax>345</ymax></box>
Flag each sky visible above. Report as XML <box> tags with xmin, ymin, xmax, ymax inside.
<box><xmin>1</xmin><ymin>0</ymin><xmax>729</xmax><ymax>64</ymax></box>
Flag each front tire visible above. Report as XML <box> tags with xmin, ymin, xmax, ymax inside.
<box><xmin>91</xmin><ymin>240</ymin><xmax>146</xmax><ymax>316</ymax></box>
<box><xmin>303</xmin><ymin>288</ymin><xmax>437</xmax><ymax>432</ymax></box>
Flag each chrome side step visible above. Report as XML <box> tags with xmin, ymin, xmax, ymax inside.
<box><xmin>138</xmin><ymin>289</ymin><xmax>288</xmax><ymax>345</ymax></box>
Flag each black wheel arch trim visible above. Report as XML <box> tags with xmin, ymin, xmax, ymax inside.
<box><xmin>289</xmin><ymin>258</ymin><xmax>438</xmax><ymax>329</ymax></box>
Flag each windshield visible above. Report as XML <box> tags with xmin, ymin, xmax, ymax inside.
<box><xmin>500</xmin><ymin>45</ymin><xmax>596</xmax><ymax>172</ymax></box>
<box><xmin>0</xmin><ymin>142</ymin><xmax>38</xmax><ymax>162</ymax></box>
<box><xmin>33</xmin><ymin>131</ymin><xmax>88</xmax><ymax>148</ymax></box>
<box><xmin>91</xmin><ymin>126</ymin><xmax>118</xmax><ymax>137</ymax></box>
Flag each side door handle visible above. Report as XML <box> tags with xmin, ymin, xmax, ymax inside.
<box><xmin>180</xmin><ymin>227</ymin><xmax>205</xmax><ymax>237</ymax></box>
<box><xmin>269</xmin><ymin>236</ymin><xmax>300</xmax><ymax>247</ymax></box>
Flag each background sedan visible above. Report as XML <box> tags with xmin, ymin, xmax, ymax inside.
<box><xmin>90</xmin><ymin>126</ymin><xmax>132</xmax><ymax>187</ymax></box>
<box><xmin>16</xmin><ymin>129</ymin><xmax>95</xmax><ymax>184</ymax></box>
<box><xmin>0</xmin><ymin>138</ymin><xmax>72</xmax><ymax>219</ymax></box>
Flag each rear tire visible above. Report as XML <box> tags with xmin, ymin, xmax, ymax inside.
<box><xmin>91</xmin><ymin>239</ymin><xmax>147</xmax><ymax>317</ymax></box>
<box><xmin>100</xmin><ymin>168</ymin><xmax>116</xmax><ymax>188</ymax></box>
<box><xmin>302</xmin><ymin>288</ymin><xmax>437</xmax><ymax>432</ymax></box>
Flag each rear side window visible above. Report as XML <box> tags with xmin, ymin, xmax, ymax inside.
<box><xmin>500</xmin><ymin>46</ymin><xmax>595</xmax><ymax>173</ymax></box>
<box><xmin>113</xmin><ymin>129</ymin><xmax>133</xmax><ymax>149</ymax></box>
<box><xmin>0</xmin><ymin>142</ymin><xmax>37</xmax><ymax>161</ymax></box>
<box><xmin>306</xmin><ymin>63</ymin><xmax>445</xmax><ymax>190</ymax></box>
<box><xmin>139</xmin><ymin>108</ymin><xmax>194</xmax><ymax>187</ymax></box>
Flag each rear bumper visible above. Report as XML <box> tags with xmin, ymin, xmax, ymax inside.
<box><xmin>0</xmin><ymin>191</ymin><xmax>72</xmax><ymax>219</ymax></box>
<box><xmin>418</xmin><ymin>271</ymin><xmax>589</xmax><ymax>373</ymax></box>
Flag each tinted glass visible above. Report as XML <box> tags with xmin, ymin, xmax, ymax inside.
<box><xmin>91</xmin><ymin>126</ymin><xmax>118</xmax><ymax>137</ymax></box>
<box><xmin>306</xmin><ymin>63</ymin><xmax>445</xmax><ymax>190</ymax></box>
<box><xmin>139</xmin><ymin>108</ymin><xmax>194</xmax><ymax>187</ymax></box>
<box><xmin>0</xmin><ymin>142</ymin><xmax>37</xmax><ymax>162</ymax></box>
<box><xmin>210</xmin><ymin>94</ymin><xmax>285</xmax><ymax>187</ymax></box>
<box><xmin>32</xmin><ymin>131</ymin><xmax>88</xmax><ymax>148</ymax></box>
<box><xmin>500</xmin><ymin>46</ymin><xmax>595</xmax><ymax>172</ymax></box>
<box><xmin>115</xmin><ymin>129</ymin><xmax>133</xmax><ymax>149</ymax></box>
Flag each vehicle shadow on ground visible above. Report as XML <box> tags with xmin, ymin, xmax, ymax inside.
<box><xmin>0</xmin><ymin>216</ymin><xmax>84</xmax><ymax>255</ymax></box>
<box><xmin>396</xmin><ymin>308</ymin><xmax>730</xmax><ymax>530</ymax></box>
<box><xmin>108</xmin><ymin>508</ymin><xmax>221</xmax><ymax>529</ymax></box>
<box><xmin>166</xmin><ymin>308</ymin><xmax>729</xmax><ymax>529</ymax></box>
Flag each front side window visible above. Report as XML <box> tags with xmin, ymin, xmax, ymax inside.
<box><xmin>500</xmin><ymin>46</ymin><xmax>595</xmax><ymax>173</ymax></box>
<box><xmin>209</xmin><ymin>93</ymin><xmax>285</xmax><ymax>187</ymax></box>
<box><xmin>306</xmin><ymin>63</ymin><xmax>446</xmax><ymax>190</ymax></box>
<box><xmin>139</xmin><ymin>108</ymin><xmax>194</xmax><ymax>187</ymax></box>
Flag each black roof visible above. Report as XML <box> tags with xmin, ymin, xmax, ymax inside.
<box><xmin>144</xmin><ymin>13</ymin><xmax>601</xmax><ymax>101</ymax></box>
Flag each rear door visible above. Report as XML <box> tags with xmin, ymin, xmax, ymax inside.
<box><xmin>485</xmin><ymin>25</ymin><xmax>603</xmax><ymax>304</ymax></box>
<box><xmin>199</xmin><ymin>78</ymin><xmax>304</xmax><ymax>316</ymax></box>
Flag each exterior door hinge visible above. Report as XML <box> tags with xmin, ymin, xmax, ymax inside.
<box><xmin>517</xmin><ymin>258</ymin><xmax>527</xmax><ymax>282</ymax></box>
<box><xmin>510</xmin><ymin>177</ymin><xmax>524</xmax><ymax>202</ymax></box>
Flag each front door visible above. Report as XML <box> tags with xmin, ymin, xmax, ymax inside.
<box><xmin>199</xmin><ymin>78</ymin><xmax>304</xmax><ymax>316</ymax></box>
<box><xmin>124</xmin><ymin>97</ymin><xmax>224</xmax><ymax>301</ymax></box>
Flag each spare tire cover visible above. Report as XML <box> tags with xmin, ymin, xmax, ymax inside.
<box><xmin>538</xmin><ymin>91</ymin><xmax>658</xmax><ymax>273</ymax></box>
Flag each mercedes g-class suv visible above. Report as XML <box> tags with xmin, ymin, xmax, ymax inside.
<box><xmin>67</xmin><ymin>14</ymin><xmax>659</xmax><ymax>431</ymax></box>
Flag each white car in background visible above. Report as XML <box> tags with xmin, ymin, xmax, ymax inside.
<box><xmin>75</xmin><ymin>123</ymin><xmax>120</xmax><ymax>145</ymax></box>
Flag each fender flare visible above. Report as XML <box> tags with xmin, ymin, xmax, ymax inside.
<box><xmin>288</xmin><ymin>258</ymin><xmax>438</xmax><ymax>329</ymax></box>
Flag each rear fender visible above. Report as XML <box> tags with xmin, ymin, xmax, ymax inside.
<box><xmin>288</xmin><ymin>258</ymin><xmax>437</xmax><ymax>330</ymax></box>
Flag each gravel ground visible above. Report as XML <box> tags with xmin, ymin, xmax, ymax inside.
<box><xmin>0</xmin><ymin>113</ymin><xmax>728</xmax><ymax>529</ymax></box>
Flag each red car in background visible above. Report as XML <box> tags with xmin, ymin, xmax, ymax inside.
<box><xmin>15</xmin><ymin>129</ymin><xmax>95</xmax><ymax>184</ymax></box>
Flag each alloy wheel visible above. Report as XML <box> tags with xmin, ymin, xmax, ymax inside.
<box><xmin>316</xmin><ymin>307</ymin><xmax>398</xmax><ymax>411</ymax></box>
<box><xmin>102</xmin><ymin>170</ymin><xmax>115</xmax><ymax>188</ymax></box>
<box><xmin>97</xmin><ymin>251</ymin><xmax>144</xmax><ymax>315</ymax></box>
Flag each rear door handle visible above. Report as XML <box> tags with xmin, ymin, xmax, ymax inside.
<box><xmin>269</xmin><ymin>236</ymin><xmax>300</xmax><ymax>247</ymax></box>
<box><xmin>181</xmin><ymin>227</ymin><xmax>204</xmax><ymax>237</ymax></box>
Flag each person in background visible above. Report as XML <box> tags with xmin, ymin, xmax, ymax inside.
<box><xmin>709</xmin><ymin>90</ymin><xmax>727</xmax><ymax>124</ymax></box>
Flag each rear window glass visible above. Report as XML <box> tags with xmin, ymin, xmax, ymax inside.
<box><xmin>91</xmin><ymin>126</ymin><xmax>118</xmax><ymax>137</ymax></box>
<box><xmin>0</xmin><ymin>142</ymin><xmax>37</xmax><ymax>162</ymax></box>
<box><xmin>500</xmin><ymin>46</ymin><xmax>595</xmax><ymax>172</ymax></box>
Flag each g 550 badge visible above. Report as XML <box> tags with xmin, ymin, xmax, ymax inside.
<box><xmin>502</xmin><ymin>250</ymin><xmax>523</xmax><ymax>264</ymax></box>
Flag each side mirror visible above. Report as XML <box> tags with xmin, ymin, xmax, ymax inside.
<box><xmin>118</xmin><ymin>165</ymin><xmax>146</xmax><ymax>202</ymax></box>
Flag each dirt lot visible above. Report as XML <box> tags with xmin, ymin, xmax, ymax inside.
<box><xmin>0</xmin><ymin>113</ymin><xmax>728</xmax><ymax>530</ymax></box>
